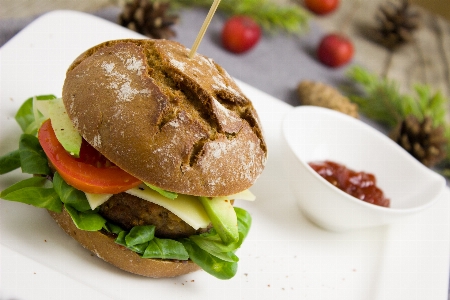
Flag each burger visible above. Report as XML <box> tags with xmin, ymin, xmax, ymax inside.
<box><xmin>0</xmin><ymin>39</ymin><xmax>267</xmax><ymax>279</ymax></box>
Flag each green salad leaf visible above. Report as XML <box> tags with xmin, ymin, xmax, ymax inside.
<box><xmin>1</xmin><ymin>176</ymin><xmax>49</xmax><ymax>196</ymax></box>
<box><xmin>130</xmin><ymin>242</ymin><xmax>149</xmax><ymax>254</ymax></box>
<box><xmin>189</xmin><ymin>208</ymin><xmax>252</xmax><ymax>263</ymax></box>
<box><xmin>0</xmin><ymin>176</ymin><xmax>62</xmax><ymax>212</ymax></box>
<box><xmin>189</xmin><ymin>232</ymin><xmax>242</xmax><ymax>262</ymax></box>
<box><xmin>145</xmin><ymin>183</ymin><xmax>178</xmax><ymax>200</ymax></box>
<box><xmin>15</xmin><ymin>97</ymin><xmax>36</xmax><ymax>134</ymax></box>
<box><xmin>53</xmin><ymin>172</ymin><xmax>91</xmax><ymax>212</ymax></box>
<box><xmin>109</xmin><ymin>206</ymin><xmax>253</xmax><ymax>278</ymax></box>
<box><xmin>116</xmin><ymin>227</ymin><xmax>148</xmax><ymax>254</ymax></box>
<box><xmin>19</xmin><ymin>134</ymin><xmax>50</xmax><ymax>175</ymax></box>
<box><xmin>182</xmin><ymin>239</ymin><xmax>238</xmax><ymax>280</ymax></box>
<box><xmin>116</xmin><ymin>231</ymin><xmax>150</xmax><ymax>254</ymax></box>
<box><xmin>115</xmin><ymin>231</ymin><xmax>131</xmax><ymax>246</ymax></box>
<box><xmin>2</xmin><ymin>187</ymin><xmax>61</xmax><ymax>212</ymax></box>
<box><xmin>104</xmin><ymin>222</ymin><xmax>124</xmax><ymax>235</ymax></box>
<box><xmin>15</xmin><ymin>94</ymin><xmax>56</xmax><ymax>135</ymax></box>
<box><xmin>235</xmin><ymin>207</ymin><xmax>252</xmax><ymax>238</ymax></box>
<box><xmin>114</xmin><ymin>225</ymin><xmax>189</xmax><ymax>260</ymax></box>
<box><xmin>0</xmin><ymin>149</ymin><xmax>21</xmax><ymax>175</ymax></box>
<box><xmin>125</xmin><ymin>225</ymin><xmax>156</xmax><ymax>247</ymax></box>
<box><xmin>1</xmin><ymin>95</ymin><xmax>254</xmax><ymax>280</ymax></box>
<box><xmin>64</xmin><ymin>205</ymin><xmax>106</xmax><ymax>231</ymax></box>
<box><xmin>143</xmin><ymin>238</ymin><xmax>189</xmax><ymax>260</ymax></box>
<box><xmin>0</xmin><ymin>95</ymin><xmax>56</xmax><ymax>175</ymax></box>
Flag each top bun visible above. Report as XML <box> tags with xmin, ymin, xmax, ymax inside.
<box><xmin>62</xmin><ymin>39</ymin><xmax>267</xmax><ymax>197</ymax></box>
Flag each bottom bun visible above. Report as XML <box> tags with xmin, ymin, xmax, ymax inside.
<box><xmin>48</xmin><ymin>206</ymin><xmax>201</xmax><ymax>278</ymax></box>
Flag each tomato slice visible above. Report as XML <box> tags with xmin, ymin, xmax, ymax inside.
<box><xmin>38</xmin><ymin>119</ymin><xmax>142</xmax><ymax>194</ymax></box>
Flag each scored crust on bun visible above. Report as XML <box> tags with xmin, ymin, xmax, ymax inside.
<box><xmin>0</xmin><ymin>38</ymin><xmax>266</xmax><ymax>279</ymax></box>
<box><xmin>62</xmin><ymin>39</ymin><xmax>267</xmax><ymax>197</ymax></box>
<box><xmin>49</xmin><ymin>206</ymin><xmax>201</xmax><ymax>278</ymax></box>
<box><xmin>51</xmin><ymin>39</ymin><xmax>267</xmax><ymax>278</ymax></box>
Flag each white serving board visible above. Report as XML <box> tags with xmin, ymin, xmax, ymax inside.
<box><xmin>0</xmin><ymin>10</ymin><xmax>449</xmax><ymax>300</ymax></box>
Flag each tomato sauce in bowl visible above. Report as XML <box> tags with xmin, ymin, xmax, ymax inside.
<box><xmin>282</xmin><ymin>106</ymin><xmax>445</xmax><ymax>231</ymax></box>
<box><xmin>309</xmin><ymin>161</ymin><xmax>390</xmax><ymax>207</ymax></box>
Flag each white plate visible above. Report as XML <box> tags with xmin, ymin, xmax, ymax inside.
<box><xmin>0</xmin><ymin>10</ymin><xmax>449</xmax><ymax>300</ymax></box>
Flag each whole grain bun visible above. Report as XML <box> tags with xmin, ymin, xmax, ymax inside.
<box><xmin>62</xmin><ymin>39</ymin><xmax>267</xmax><ymax>197</ymax></box>
<box><xmin>48</xmin><ymin>207</ymin><xmax>201</xmax><ymax>278</ymax></box>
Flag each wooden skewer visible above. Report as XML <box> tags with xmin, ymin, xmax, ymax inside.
<box><xmin>188</xmin><ymin>0</ymin><xmax>222</xmax><ymax>58</ymax></box>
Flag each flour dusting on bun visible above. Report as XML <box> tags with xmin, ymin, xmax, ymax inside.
<box><xmin>63</xmin><ymin>39</ymin><xmax>267</xmax><ymax>197</ymax></box>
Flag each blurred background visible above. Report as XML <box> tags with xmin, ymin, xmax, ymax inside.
<box><xmin>1</xmin><ymin>0</ymin><xmax>450</xmax><ymax>174</ymax></box>
<box><xmin>1</xmin><ymin>0</ymin><xmax>449</xmax><ymax>20</ymax></box>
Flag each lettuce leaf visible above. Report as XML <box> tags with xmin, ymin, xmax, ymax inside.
<box><xmin>15</xmin><ymin>94</ymin><xmax>56</xmax><ymax>135</ymax></box>
<box><xmin>104</xmin><ymin>222</ymin><xmax>123</xmax><ymax>235</ymax></box>
<box><xmin>145</xmin><ymin>183</ymin><xmax>178</xmax><ymax>200</ymax></box>
<box><xmin>53</xmin><ymin>172</ymin><xmax>91</xmax><ymax>212</ymax></box>
<box><xmin>0</xmin><ymin>94</ymin><xmax>55</xmax><ymax>175</ymax></box>
<box><xmin>143</xmin><ymin>238</ymin><xmax>189</xmax><ymax>260</ymax></box>
<box><xmin>0</xmin><ymin>149</ymin><xmax>21</xmax><ymax>175</ymax></box>
<box><xmin>115</xmin><ymin>231</ymin><xmax>149</xmax><ymax>254</ymax></box>
<box><xmin>0</xmin><ymin>170</ymin><xmax>253</xmax><ymax>279</ymax></box>
<box><xmin>64</xmin><ymin>205</ymin><xmax>106</xmax><ymax>231</ymax></box>
<box><xmin>125</xmin><ymin>225</ymin><xmax>155</xmax><ymax>247</ymax></box>
<box><xmin>189</xmin><ymin>208</ymin><xmax>251</xmax><ymax>263</ymax></box>
<box><xmin>0</xmin><ymin>177</ymin><xmax>62</xmax><ymax>212</ymax></box>
<box><xmin>114</xmin><ymin>226</ymin><xmax>189</xmax><ymax>260</ymax></box>
<box><xmin>19</xmin><ymin>134</ymin><xmax>50</xmax><ymax>175</ymax></box>
<box><xmin>235</xmin><ymin>207</ymin><xmax>252</xmax><ymax>238</ymax></box>
<box><xmin>1</xmin><ymin>95</ymin><xmax>254</xmax><ymax>279</ymax></box>
<box><xmin>189</xmin><ymin>232</ymin><xmax>242</xmax><ymax>262</ymax></box>
<box><xmin>182</xmin><ymin>239</ymin><xmax>238</xmax><ymax>280</ymax></box>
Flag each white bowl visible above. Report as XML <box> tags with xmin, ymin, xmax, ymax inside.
<box><xmin>282</xmin><ymin>106</ymin><xmax>446</xmax><ymax>232</ymax></box>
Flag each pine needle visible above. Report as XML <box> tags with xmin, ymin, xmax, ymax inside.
<box><xmin>346</xmin><ymin>66</ymin><xmax>448</xmax><ymax>129</ymax></box>
<box><xmin>167</xmin><ymin>0</ymin><xmax>310</xmax><ymax>34</ymax></box>
<box><xmin>345</xmin><ymin>65</ymin><xmax>450</xmax><ymax>175</ymax></box>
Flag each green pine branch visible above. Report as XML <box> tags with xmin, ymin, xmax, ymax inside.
<box><xmin>345</xmin><ymin>65</ymin><xmax>450</xmax><ymax>176</ymax></box>
<box><xmin>346</xmin><ymin>66</ymin><xmax>448</xmax><ymax>128</ymax></box>
<box><xmin>167</xmin><ymin>0</ymin><xmax>310</xmax><ymax>34</ymax></box>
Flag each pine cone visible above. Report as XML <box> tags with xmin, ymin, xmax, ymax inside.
<box><xmin>297</xmin><ymin>80</ymin><xmax>359</xmax><ymax>118</ymax></box>
<box><xmin>371</xmin><ymin>0</ymin><xmax>420</xmax><ymax>50</ymax></box>
<box><xmin>118</xmin><ymin>0</ymin><xmax>179</xmax><ymax>39</ymax></box>
<box><xmin>390</xmin><ymin>115</ymin><xmax>447</xmax><ymax>167</ymax></box>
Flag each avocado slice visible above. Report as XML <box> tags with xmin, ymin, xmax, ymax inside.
<box><xmin>35</xmin><ymin>98</ymin><xmax>82</xmax><ymax>157</ymax></box>
<box><xmin>199</xmin><ymin>196</ymin><xmax>239</xmax><ymax>245</ymax></box>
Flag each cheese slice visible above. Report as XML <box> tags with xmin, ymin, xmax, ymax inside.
<box><xmin>84</xmin><ymin>186</ymin><xmax>255</xmax><ymax>230</ymax></box>
<box><xmin>126</xmin><ymin>185</ymin><xmax>211</xmax><ymax>230</ymax></box>
<box><xmin>85</xmin><ymin>192</ymin><xmax>113</xmax><ymax>210</ymax></box>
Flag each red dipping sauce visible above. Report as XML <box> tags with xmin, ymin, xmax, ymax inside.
<box><xmin>308</xmin><ymin>160</ymin><xmax>390</xmax><ymax>207</ymax></box>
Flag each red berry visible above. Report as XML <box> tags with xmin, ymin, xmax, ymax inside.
<box><xmin>304</xmin><ymin>0</ymin><xmax>339</xmax><ymax>15</ymax></box>
<box><xmin>317</xmin><ymin>33</ymin><xmax>354</xmax><ymax>67</ymax></box>
<box><xmin>221</xmin><ymin>16</ymin><xmax>261</xmax><ymax>54</ymax></box>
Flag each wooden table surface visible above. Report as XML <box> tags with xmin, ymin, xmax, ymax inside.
<box><xmin>1</xmin><ymin>0</ymin><xmax>450</xmax><ymax>111</ymax></box>
<box><xmin>316</xmin><ymin>0</ymin><xmax>450</xmax><ymax>102</ymax></box>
